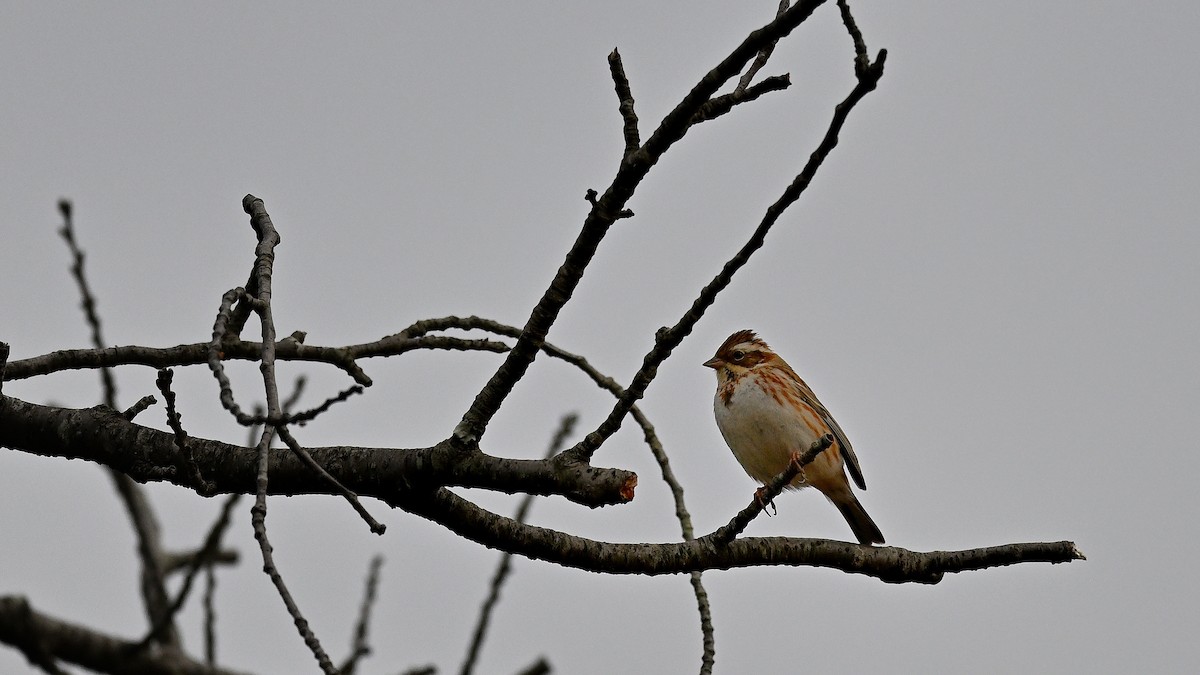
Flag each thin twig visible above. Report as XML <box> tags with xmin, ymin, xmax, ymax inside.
<box><xmin>276</xmin><ymin>425</ymin><xmax>386</xmax><ymax>534</ymax></box>
<box><xmin>155</xmin><ymin>368</ymin><xmax>214</xmax><ymax>493</ymax></box>
<box><xmin>452</xmin><ymin>1</ymin><xmax>827</xmax><ymax>448</ymax></box>
<box><xmin>712</xmin><ymin>435</ymin><xmax>833</xmax><ymax>544</ymax></box>
<box><xmin>204</xmin><ymin>404</ymin><xmax>267</xmax><ymax>666</ymax></box>
<box><xmin>693</xmin><ymin>73</ymin><xmax>791</xmax><ymax>125</ymax></box>
<box><xmin>837</xmin><ymin>0</ymin><xmax>869</xmax><ymax>73</ymax></box>
<box><xmin>208</xmin><ymin>287</ymin><xmax>258</xmax><ymax>425</ymax></box>
<box><xmin>132</xmin><ymin>493</ymin><xmax>241</xmax><ymax>651</ymax></box>
<box><xmin>735</xmin><ymin>0</ymin><xmax>790</xmax><ymax>94</ymax></box>
<box><xmin>204</xmin><ymin>562</ymin><xmax>218</xmax><ymax>666</ymax></box>
<box><xmin>121</xmin><ymin>395</ymin><xmax>157</xmax><ymax>421</ymax></box>
<box><xmin>283</xmin><ymin>383</ymin><xmax>364</xmax><ymax>425</ymax></box>
<box><xmin>108</xmin><ymin>472</ymin><xmax>180</xmax><ymax>648</ymax></box>
<box><xmin>57</xmin><ymin>199</ymin><xmax>116</xmax><ymax>409</ymax></box>
<box><xmin>338</xmin><ymin>556</ymin><xmax>384</xmax><ymax>675</ymax></box>
<box><xmin>4</xmin><ymin>333</ymin><xmax>508</xmax><ymax>385</ymax></box>
<box><xmin>567</xmin><ymin>14</ymin><xmax>886</xmax><ymax>464</ymax></box>
<box><xmin>57</xmin><ymin>200</ymin><xmax>179</xmax><ymax>649</ymax></box>
<box><xmin>460</xmin><ymin>414</ymin><xmax>577</xmax><ymax>675</ymax></box>
<box><xmin>241</xmin><ymin>194</ymin><xmax>339</xmax><ymax>674</ymax></box>
<box><xmin>250</xmin><ymin>426</ymin><xmax>338</xmax><ymax>673</ymax></box>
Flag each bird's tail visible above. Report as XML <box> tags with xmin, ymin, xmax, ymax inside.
<box><xmin>835</xmin><ymin>494</ymin><xmax>885</xmax><ymax>545</ymax></box>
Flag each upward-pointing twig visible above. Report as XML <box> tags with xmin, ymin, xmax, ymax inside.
<box><xmin>452</xmin><ymin>1</ymin><xmax>829</xmax><ymax>448</ymax></box>
<box><xmin>240</xmin><ymin>194</ymin><xmax>339</xmax><ymax>675</ymax></box>
<box><xmin>57</xmin><ymin>199</ymin><xmax>180</xmax><ymax>650</ymax></box>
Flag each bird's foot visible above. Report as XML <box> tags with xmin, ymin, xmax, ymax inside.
<box><xmin>754</xmin><ymin>486</ymin><xmax>777</xmax><ymax>516</ymax></box>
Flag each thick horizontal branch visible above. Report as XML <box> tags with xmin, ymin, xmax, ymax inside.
<box><xmin>392</xmin><ymin>488</ymin><xmax>1084</xmax><ymax>584</ymax></box>
<box><xmin>0</xmin><ymin>396</ymin><xmax>635</xmax><ymax>508</ymax></box>
<box><xmin>0</xmin><ymin>595</ymin><xmax>252</xmax><ymax>675</ymax></box>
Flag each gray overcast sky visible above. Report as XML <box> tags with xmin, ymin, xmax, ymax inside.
<box><xmin>2</xmin><ymin>2</ymin><xmax>1197</xmax><ymax>673</ymax></box>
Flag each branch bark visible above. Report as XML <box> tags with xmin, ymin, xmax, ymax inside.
<box><xmin>0</xmin><ymin>395</ymin><xmax>635</xmax><ymax>508</ymax></box>
<box><xmin>391</xmin><ymin>488</ymin><xmax>1084</xmax><ymax>584</ymax></box>
<box><xmin>0</xmin><ymin>596</ymin><xmax>252</xmax><ymax>675</ymax></box>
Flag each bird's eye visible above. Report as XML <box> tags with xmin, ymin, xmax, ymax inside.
<box><xmin>731</xmin><ymin>350</ymin><xmax>745</xmax><ymax>361</ymax></box>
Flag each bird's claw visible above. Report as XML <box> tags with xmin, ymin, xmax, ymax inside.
<box><xmin>754</xmin><ymin>486</ymin><xmax>777</xmax><ymax>516</ymax></box>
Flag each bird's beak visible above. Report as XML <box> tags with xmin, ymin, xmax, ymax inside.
<box><xmin>702</xmin><ymin>357</ymin><xmax>722</xmax><ymax>369</ymax></box>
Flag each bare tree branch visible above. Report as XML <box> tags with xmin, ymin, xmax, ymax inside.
<box><xmin>452</xmin><ymin>0</ymin><xmax>828</xmax><ymax>448</ymax></box>
<box><xmin>692</xmin><ymin>73</ymin><xmax>791</xmax><ymax>125</ymax></box>
<box><xmin>2</xmin><ymin>334</ymin><xmax>507</xmax><ymax>385</ymax></box>
<box><xmin>0</xmin><ymin>395</ymin><xmax>635</xmax><ymax>507</ymax></box>
<box><xmin>460</xmin><ymin>414</ymin><xmax>577</xmax><ymax>675</ymax></box>
<box><xmin>156</xmin><ymin>368</ymin><xmax>214</xmax><ymax>494</ymax></box>
<box><xmin>0</xmin><ymin>596</ymin><xmax>253</xmax><ymax>675</ymax></box>
<box><xmin>0</xmin><ymin>5</ymin><xmax>1084</xmax><ymax>674</ymax></box>
<box><xmin>277</xmin><ymin>425</ymin><xmax>385</xmax><ymax>534</ymax></box>
<box><xmin>56</xmin><ymin>199</ymin><xmax>116</xmax><ymax>408</ymax></box>
<box><xmin>0</xmin><ymin>342</ymin><xmax>9</xmax><ymax>398</ymax></box>
<box><xmin>204</xmin><ymin>563</ymin><xmax>218</xmax><ymax>666</ymax></box>
<box><xmin>566</xmin><ymin>4</ymin><xmax>886</xmax><ymax>466</ymax></box>
<box><xmin>163</xmin><ymin>548</ymin><xmax>239</xmax><ymax>575</ymax></box>
<box><xmin>712</xmin><ymin>435</ymin><xmax>835</xmax><ymax>545</ymax></box>
<box><xmin>608</xmin><ymin>48</ymin><xmax>640</xmax><ymax>156</ymax></box>
<box><xmin>338</xmin><ymin>556</ymin><xmax>383</xmax><ymax>675</ymax></box>
<box><xmin>239</xmin><ymin>195</ymin><xmax>339</xmax><ymax>675</ymax></box>
<box><xmin>389</xmin><ymin>487</ymin><xmax>1083</xmax><ymax>583</ymax></box>
<box><xmin>57</xmin><ymin>200</ymin><xmax>181</xmax><ymax>650</ymax></box>
<box><xmin>134</xmin><ymin>493</ymin><xmax>241</xmax><ymax>651</ymax></box>
<box><xmin>735</xmin><ymin>0</ymin><xmax>791</xmax><ymax>95</ymax></box>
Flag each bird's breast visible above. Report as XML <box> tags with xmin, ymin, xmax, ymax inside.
<box><xmin>713</xmin><ymin>375</ymin><xmax>829</xmax><ymax>484</ymax></box>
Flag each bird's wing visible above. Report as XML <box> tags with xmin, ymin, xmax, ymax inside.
<box><xmin>787</xmin><ymin>363</ymin><xmax>867</xmax><ymax>491</ymax></box>
<box><xmin>824</xmin><ymin>413</ymin><xmax>866</xmax><ymax>491</ymax></box>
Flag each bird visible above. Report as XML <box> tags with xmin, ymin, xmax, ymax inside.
<box><xmin>703</xmin><ymin>329</ymin><xmax>884</xmax><ymax>545</ymax></box>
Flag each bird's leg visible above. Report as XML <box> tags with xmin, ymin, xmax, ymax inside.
<box><xmin>788</xmin><ymin>450</ymin><xmax>808</xmax><ymax>484</ymax></box>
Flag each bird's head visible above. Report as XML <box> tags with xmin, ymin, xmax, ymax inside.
<box><xmin>703</xmin><ymin>329</ymin><xmax>774</xmax><ymax>381</ymax></box>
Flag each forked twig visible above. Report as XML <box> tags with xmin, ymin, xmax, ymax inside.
<box><xmin>452</xmin><ymin>1</ymin><xmax>828</xmax><ymax>448</ymax></box>
<box><xmin>240</xmin><ymin>195</ymin><xmax>339</xmax><ymax>674</ymax></box>
<box><xmin>567</xmin><ymin>3</ymin><xmax>886</xmax><ymax>465</ymax></box>
<box><xmin>132</xmin><ymin>492</ymin><xmax>241</xmax><ymax>651</ymax></box>
<box><xmin>735</xmin><ymin>0</ymin><xmax>791</xmax><ymax>94</ymax></box>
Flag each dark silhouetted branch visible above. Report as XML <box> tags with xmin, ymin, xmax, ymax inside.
<box><xmin>568</xmin><ymin>4</ymin><xmax>886</xmax><ymax>465</ymax></box>
<box><xmin>452</xmin><ymin>0</ymin><xmax>828</xmax><ymax>448</ymax></box>
<box><xmin>608</xmin><ymin>48</ymin><xmax>640</xmax><ymax>156</ymax></box>
<box><xmin>57</xmin><ymin>201</ymin><xmax>180</xmax><ymax>650</ymax></box>
<box><xmin>391</xmin><ymin>488</ymin><xmax>1084</xmax><ymax>584</ymax></box>
<box><xmin>0</xmin><ymin>596</ymin><xmax>253</xmax><ymax>675</ymax></box>
<box><xmin>460</xmin><ymin>414</ymin><xmax>577</xmax><ymax>675</ymax></box>
<box><xmin>239</xmin><ymin>195</ymin><xmax>339</xmax><ymax>675</ymax></box>
<box><xmin>338</xmin><ymin>556</ymin><xmax>383</xmax><ymax>675</ymax></box>
<box><xmin>0</xmin><ymin>395</ymin><xmax>634</xmax><ymax>507</ymax></box>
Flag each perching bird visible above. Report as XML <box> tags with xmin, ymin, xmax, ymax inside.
<box><xmin>704</xmin><ymin>329</ymin><xmax>884</xmax><ymax>545</ymax></box>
